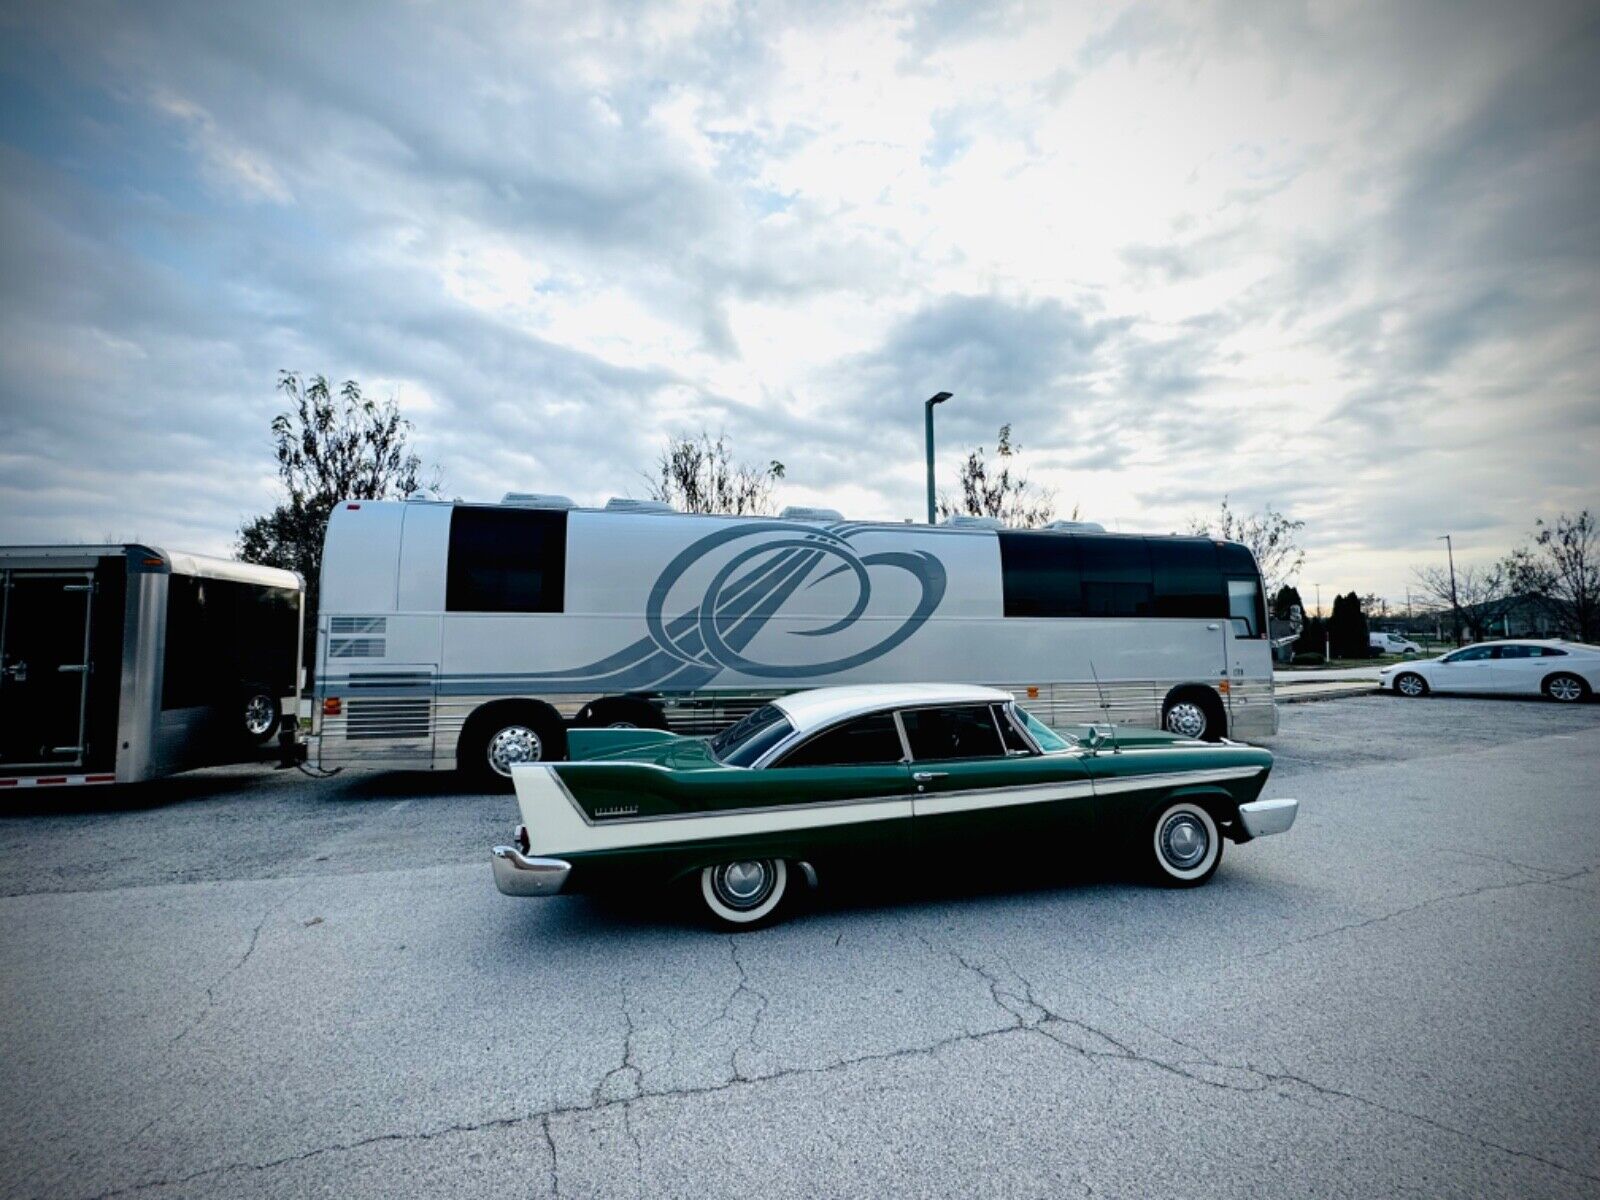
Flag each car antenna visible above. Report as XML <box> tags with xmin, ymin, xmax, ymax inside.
<box><xmin>1088</xmin><ymin>660</ymin><xmax>1119</xmax><ymax>753</ymax></box>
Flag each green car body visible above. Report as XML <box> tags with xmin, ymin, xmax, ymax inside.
<box><xmin>491</xmin><ymin>684</ymin><xmax>1297</xmax><ymax>925</ymax></box>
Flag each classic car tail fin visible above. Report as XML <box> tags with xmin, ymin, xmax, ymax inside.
<box><xmin>566</xmin><ymin>727</ymin><xmax>682</xmax><ymax>761</ymax></box>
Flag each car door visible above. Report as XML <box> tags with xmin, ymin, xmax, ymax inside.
<box><xmin>1433</xmin><ymin>645</ymin><xmax>1500</xmax><ymax>692</ymax></box>
<box><xmin>1491</xmin><ymin>644</ymin><xmax>1542</xmax><ymax>694</ymax></box>
<box><xmin>903</xmin><ymin>703</ymin><xmax>1093</xmax><ymax>860</ymax></box>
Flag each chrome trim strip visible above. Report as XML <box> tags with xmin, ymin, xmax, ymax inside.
<box><xmin>490</xmin><ymin>847</ymin><xmax>572</xmax><ymax>897</ymax></box>
<box><xmin>1090</xmin><ymin>765</ymin><xmax>1264</xmax><ymax>796</ymax></box>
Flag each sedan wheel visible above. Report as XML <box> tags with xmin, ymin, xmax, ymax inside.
<box><xmin>1545</xmin><ymin>673</ymin><xmax>1589</xmax><ymax>703</ymax></box>
<box><xmin>1149</xmin><ymin>801</ymin><xmax>1222</xmax><ymax>886</ymax></box>
<box><xmin>1394</xmin><ymin>672</ymin><xmax>1428</xmax><ymax>697</ymax></box>
<box><xmin>700</xmin><ymin>859</ymin><xmax>789</xmax><ymax>927</ymax></box>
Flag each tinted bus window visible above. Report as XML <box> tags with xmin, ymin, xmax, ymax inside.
<box><xmin>998</xmin><ymin>532</ymin><xmax>1082</xmax><ymax>617</ymax></box>
<box><xmin>1217</xmin><ymin>543</ymin><xmax>1267</xmax><ymax>638</ymax></box>
<box><xmin>1079</xmin><ymin>537</ymin><xmax>1153</xmax><ymax>617</ymax></box>
<box><xmin>1150</xmin><ymin>539</ymin><xmax>1225</xmax><ymax>619</ymax></box>
<box><xmin>447</xmin><ymin>507</ymin><xmax>567</xmax><ymax>613</ymax></box>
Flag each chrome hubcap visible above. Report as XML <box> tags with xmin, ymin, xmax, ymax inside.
<box><xmin>244</xmin><ymin>695</ymin><xmax>276</xmax><ymax>735</ymax></box>
<box><xmin>1550</xmin><ymin>678</ymin><xmax>1582</xmax><ymax>701</ymax></box>
<box><xmin>713</xmin><ymin>861</ymin><xmax>774</xmax><ymax>910</ymax></box>
<box><xmin>1160</xmin><ymin>813</ymin><xmax>1209</xmax><ymax>870</ymax></box>
<box><xmin>1398</xmin><ymin>675</ymin><xmax>1423</xmax><ymax>696</ymax></box>
<box><xmin>1166</xmin><ymin>702</ymin><xmax>1206</xmax><ymax>738</ymax></box>
<box><xmin>487</xmin><ymin>725</ymin><xmax>542</xmax><ymax>776</ymax></box>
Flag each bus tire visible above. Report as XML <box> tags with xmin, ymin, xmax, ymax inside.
<box><xmin>459</xmin><ymin>701</ymin><xmax>567</xmax><ymax>791</ymax></box>
<box><xmin>573</xmin><ymin>696</ymin><xmax>669</xmax><ymax>730</ymax></box>
<box><xmin>241</xmin><ymin>685</ymin><xmax>282</xmax><ymax>744</ymax></box>
<box><xmin>1162</xmin><ymin>687</ymin><xmax>1225</xmax><ymax>742</ymax></box>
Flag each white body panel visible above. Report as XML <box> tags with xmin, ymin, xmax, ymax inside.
<box><xmin>314</xmin><ymin>501</ymin><xmax>1278</xmax><ymax>770</ymax></box>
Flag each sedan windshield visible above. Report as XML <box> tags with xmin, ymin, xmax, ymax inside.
<box><xmin>1014</xmin><ymin>707</ymin><xmax>1077</xmax><ymax>753</ymax></box>
<box><xmin>708</xmin><ymin>704</ymin><xmax>796</xmax><ymax>767</ymax></box>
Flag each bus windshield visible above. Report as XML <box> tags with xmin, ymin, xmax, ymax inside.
<box><xmin>708</xmin><ymin>704</ymin><xmax>795</xmax><ymax>767</ymax></box>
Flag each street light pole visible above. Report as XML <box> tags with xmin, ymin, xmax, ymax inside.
<box><xmin>924</xmin><ymin>392</ymin><xmax>952</xmax><ymax>524</ymax></box>
<box><xmin>1313</xmin><ymin>582</ymin><xmax>1327</xmax><ymax>660</ymax></box>
<box><xmin>1438</xmin><ymin>534</ymin><xmax>1462</xmax><ymax>646</ymax></box>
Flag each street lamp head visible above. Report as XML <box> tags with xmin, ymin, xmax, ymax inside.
<box><xmin>927</xmin><ymin>391</ymin><xmax>952</xmax><ymax>407</ymax></box>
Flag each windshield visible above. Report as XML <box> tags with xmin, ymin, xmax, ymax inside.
<box><xmin>708</xmin><ymin>704</ymin><xmax>796</xmax><ymax>767</ymax></box>
<box><xmin>1014</xmin><ymin>707</ymin><xmax>1077</xmax><ymax>753</ymax></box>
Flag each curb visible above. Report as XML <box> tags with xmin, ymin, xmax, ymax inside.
<box><xmin>1277</xmin><ymin>684</ymin><xmax>1380</xmax><ymax>704</ymax></box>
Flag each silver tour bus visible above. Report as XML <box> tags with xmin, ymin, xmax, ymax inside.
<box><xmin>0</xmin><ymin>544</ymin><xmax>303</xmax><ymax>791</ymax></box>
<box><xmin>307</xmin><ymin>496</ymin><xmax>1276</xmax><ymax>786</ymax></box>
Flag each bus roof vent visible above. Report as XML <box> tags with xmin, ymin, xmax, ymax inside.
<box><xmin>501</xmin><ymin>493</ymin><xmax>576</xmax><ymax>509</ymax></box>
<box><xmin>604</xmin><ymin>497</ymin><xmax>676</xmax><ymax>515</ymax></box>
<box><xmin>780</xmin><ymin>506</ymin><xmax>843</xmax><ymax>522</ymax></box>
<box><xmin>943</xmin><ymin>515</ymin><xmax>1006</xmax><ymax>529</ymax></box>
<box><xmin>1044</xmin><ymin>520</ymin><xmax>1106</xmax><ymax>533</ymax></box>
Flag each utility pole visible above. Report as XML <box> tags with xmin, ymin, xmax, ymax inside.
<box><xmin>1313</xmin><ymin>582</ymin><xmax>1328</xmax><ymax>661</ymax></box>
<box><xmin>924</xmin><ymin>392</ymin><xmax>951</xmax><ymax>524</ymax></box>
<box><xmin>1438</xmin><ymin>534</ymin><xmax>1462</xmax><ymax>646</ymax></box>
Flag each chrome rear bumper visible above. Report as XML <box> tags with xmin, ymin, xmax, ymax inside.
<box><xmin>491</xmin><ymin>846</ymin><xmax>572</xmax><ymax>897</ymax></box>
<box><xmin>1238</xmin><ymin>797</ymin><xmax>1298</xmax><ymax>838</ymax></box>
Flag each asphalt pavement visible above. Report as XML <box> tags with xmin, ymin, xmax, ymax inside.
<box><xmin>1</xmin><ymin>694</ymin><xmax>1597</xmax><ymax>1199</ymax></box>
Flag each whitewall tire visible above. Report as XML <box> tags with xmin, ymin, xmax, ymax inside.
<box><xmin>1150</xmin><ymin>801</ymin><xmax>1222</xmax><ymax>886</ymax></box>
<box><xmin>700</xmin><ymin>859</ymin><xmax>789</xmax><ymax>927</ymax></box>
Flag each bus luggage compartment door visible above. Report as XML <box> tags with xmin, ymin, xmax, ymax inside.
<box><xmin>0</xmin><ymin>571</ymin><xmax>94</xmax><ymax>768</ymax></box>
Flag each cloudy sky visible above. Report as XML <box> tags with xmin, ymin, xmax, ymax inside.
<box><xmin>1</xmin><ymin>0</ymin><xmax>1596</xmax><ymax>603</ymax></box>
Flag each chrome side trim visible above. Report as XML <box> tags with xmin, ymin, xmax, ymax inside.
<box><xmin>1090</xmin><ymin>765</ymin><xmax>1264</xmax><ymax>796</ymax></box>
<box><xmin>490</xmin><ymin>846</ymin><xmax>572</xmax><ymax>897</ymax></box>
<box><xmin>1238</xmin><ymin>797</ymin><xmax>1298</xmax><ymax>837</ymax></box>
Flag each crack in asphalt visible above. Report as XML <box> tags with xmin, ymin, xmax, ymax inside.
<box><xmin>721</xmin><ymin>935</ymin><xmax>770</xmax><ymax>1082</ymax></box>
<box><xmin>540</xmin><ymin>1114</ymin><xmax>560</xmax><ymax>1200</ymax></box>
<box><xmin>594</xmin><ymin>984</ymin><xmax>642</xmax><ymax>1104</ymax></box>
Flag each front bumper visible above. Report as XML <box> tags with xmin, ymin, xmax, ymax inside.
<box><xmin>491</xmin><ymin>846</ymin><xmax>572</xmax><ymax>897</ymax></box>
<box><xmin>1238</xmin><ymin>797</ymin><xmax>1298</xmax><ymax>838</ymax></box>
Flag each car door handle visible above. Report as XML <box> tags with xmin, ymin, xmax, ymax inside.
<box><xmin>913</xmin><ymin>771</ymin><xmax>948</xmax><ymax>782</ymax></box>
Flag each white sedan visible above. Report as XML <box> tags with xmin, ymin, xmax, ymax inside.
<box><xmin>1380</xmin><ymin>639</ymin><xmax>1599</xmax><ymax>702</ymax></box>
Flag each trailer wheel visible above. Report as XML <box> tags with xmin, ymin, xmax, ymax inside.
<box><xmin>241</xmin><ymin>686</ymin><xmax>282</xmax><ymax>744</ymax></box>
<box><xmin>460</xmin><ymin>702</ymin><xmax>567</xmax><ymax>791</ymax></box>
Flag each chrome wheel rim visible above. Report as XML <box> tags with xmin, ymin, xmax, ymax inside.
<box><xmin>244</xmin><ymin>695</ymin><xmax>276</xmax><ymax>736</ymax></box>
<box><xmin>1159</xmin><ymin>812</ymin><xmax>1209</xmax><ymax>871</ymax></box>
<box><xmin>1550</xmin><ymin>677</ymin><xmax>1583</xmax><ymax>702</ymax></box>
<box><xmin>711</xmin><ymin>860</ymin><xmax>775</xmax><ymax>910</ymax></box>
<box><xmin>1397</xmin><ymin>674</ymin><xmax>1424</xmax><ymax>696</ymax></box>
<box><xmin>1165</xmin><ymin>702</ymin><xmax>1207</xmax><ymax>739</ymax></box>
<box><xmin>487</xmin><ymin>725</ymin><xmax>542</xmax><ymax>776</ymax></box>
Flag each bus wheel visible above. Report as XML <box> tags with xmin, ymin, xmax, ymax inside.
<box><xmin>241</xmin><ymin>685</ymin><xmax>281</xmax><ymax>744</ymax></box>
<box><xmin>461</xmin><ymin>703</ymin><xmax>567</xmax><ymax>791</ymax></box>
<box><xmin>573</xmin><ymin>696</ymin><xmax>668</xmax><ymax>730</ymax></box>
<box><xmin>1162</xmin><ymin>688</ymin><xmax>1224</xmax><ymax>741</ymax></box>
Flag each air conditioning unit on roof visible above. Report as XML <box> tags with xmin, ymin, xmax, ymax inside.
<box><xmin>501</xmin><ymin>493</ymin><xmax>575</xmax><ymax>509</ymax></box>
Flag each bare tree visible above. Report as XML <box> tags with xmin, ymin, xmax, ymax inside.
<box><xmin>1186</xmin><ymin>497</ymin><xmax>1305</xmax><ymax>595</ymax></box>
<box><xmin>1361</xmin><ymin>592</ymin><xmax>1390</xmax><ymax>620</ymax></box>
<box><xmin>648</xmin><ymin>431</ymin><xmax>785</xmax><ymax>515</ymax></box>
<box><xmin>1411</xmin><ymin>561</ymin><xmax>1515</xmax><ymax>642</ymax></box>
<box><xmin>239</xmin><ymin>372</ymin><xmax>438</xmax><ymax>650</ymax></box>
<box><xmin>1506</xmin><ymin>510</ymin><xmax>1598</xmax><ymax>641</ymax></box>
<box><xmin>937</xmin><ymin>424</ymin><xmax>1059</xmax><ymax>528</ymax></box>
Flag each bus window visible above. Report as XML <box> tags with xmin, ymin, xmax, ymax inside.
<box><xmin>998</xmin><ymin>532</ymin><xmax>1082</xmax><ymax>617</ymax></box>
<box><xmin>1079</xmin><ymin>537</ymin><xmax>1152</xmax><ymax>618</ymax></box>
<box><xmin>1228</xmin><ymin>579</ymin><xmax>1265</xmax><ymax>638</ymax></box>
<box><xmin>446</xmin><ymin>506</ymin><xmax>567</xmax><ymax>613</ymax></box>
<box><xmin>1150</xmin><ymin>539</ymin><xmax>1225</xmax><ymax>619</ymax></box>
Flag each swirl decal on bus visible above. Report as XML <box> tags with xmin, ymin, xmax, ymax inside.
<box><xmin>445</xmin><ymin>523</ymin><xmax>948</xmax><ymax>694</ymax></box>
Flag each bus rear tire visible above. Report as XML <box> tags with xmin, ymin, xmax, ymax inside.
<box><xmin>573</xmin><ymin>696</ymin><xmax>668</xmax><ymax>730</ymax></box>
<box><xmin>1162</xmin><ymin>687</ymin><xmax>1225</xmax><ymax>742</ymax></box>
<box><xmin>460</xmin><ymin>702</ymin><xmax>567</xmax><ymax>791</ymax></box>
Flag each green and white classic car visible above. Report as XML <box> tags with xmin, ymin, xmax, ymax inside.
<box><xmin>491</xmin><ymin>684</ymin><xmax>1298</xmax><ymax>927</ymax></box>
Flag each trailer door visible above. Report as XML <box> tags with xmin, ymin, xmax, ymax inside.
<box><xmin>0</xmin><ymin>571</ymin><xmax>94</xmax><ymax>768</ymax></box>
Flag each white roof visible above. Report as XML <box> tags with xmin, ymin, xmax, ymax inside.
<box><xmin>773</xmin><ymin>683</ymin><xmax>1012</xmax><ymax>734</ymax></box>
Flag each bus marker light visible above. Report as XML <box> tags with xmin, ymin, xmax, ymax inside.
<box><xmin>1217</xmin><ymin>681</ymin><xmax>1230</xmax><ymax>694</ymax></box>
<box><xmin>323</xmin><ymin>698</ymin><xmax>342</xmax><ymax>716</ymax></box>
<box><xmin>1026</xmin><ymin>686</ymin><xmax>1039</xmax><ymax>699</ymax></box>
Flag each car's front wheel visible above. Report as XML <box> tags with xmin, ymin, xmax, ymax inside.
<box><xmin>700</xmin><ymin>859</ymin><xmax>789</xmax><ymax>928</ymax></box>
<box><xmin>1544</xmin><ymin>673</ymin><xmax>1590</xmax><ymax>703</ymax></box>
<box><xmin>1148</xmin><ymin>801</ymin><xmax>1223</xmax><ymax>887</ymax></box>
<box><xmin>1394</xmin><ymin>672</ymin><xmax>1429</xmax><ymax>697</ymax></box>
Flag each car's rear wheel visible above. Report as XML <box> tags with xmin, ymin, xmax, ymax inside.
<box><xmin>700</xmin><ymin>859</ymin><xmax>789</xmax><ymax>928</ymax></box>
<box><xmin>1148</xmin><ymin>801</ymin><xmax>1223</xmax><ymax>887</ymax></box>
<box><xmin>1544</xmin><ymin>673</ymin><xmax>1590</xmax><ymax>703</ymax></box>
<box><xmin>1394</xmin><ymin>672</ymin><xmax>1429</xmax><ymax>697</ymax></box>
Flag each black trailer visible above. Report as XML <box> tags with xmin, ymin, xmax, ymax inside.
<box><xmin>0</xmin><ymin>545</ymin><xmax>302</xmax><ymax>791</ymax></box>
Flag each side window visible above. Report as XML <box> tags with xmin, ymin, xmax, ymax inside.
<box><xmin>1498</xmin><ymin>645</ymin><xmax>1534</xmax><ymax>659</ymax></box>
<box><xmin>994</xmin><ymin>706</ymin><xmax>1033</xmax><ymax>754</ymax></box>
<box><xmin>774</xmin><ymin>713</ymin><xmax>905</xmax><ymax>768</ymax></box>
<box><xmin>1227</xmin><ymin>580</ymin><xmax>1263</xmax><ymax>638</ymax></box>
<box><xmin>1151</xmin><ymin>540</ymin><xmax>1225</xmax><ymax>619</ymax></box>
<box><xmin>446</xmin><ymin>506</ymin><xmax>567</xmax><ymax>613</ymax></box>
<box><xmin>1536</xmin><ymin>646</ymin><xmax>1567</xmax><ymax>657</ymax></box>
<box><xmin>1445</xmin><ymin>646</ymin><xmax>1495</xmax><ymax>662</ymax></box>
<box><xmin>998</xmin><ymin>531</ymin><xmax>1083</xmax><ymax>617</ymax></box>
<box><xmin>1078</xmin><ymin>537</ymin><xmax>1153</xmax><ymax>618</ymax></box>
<box><xmin>901</xmin><ymin>705</ymin><xmax>1006</xmax><ymax>762</ymax></box>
